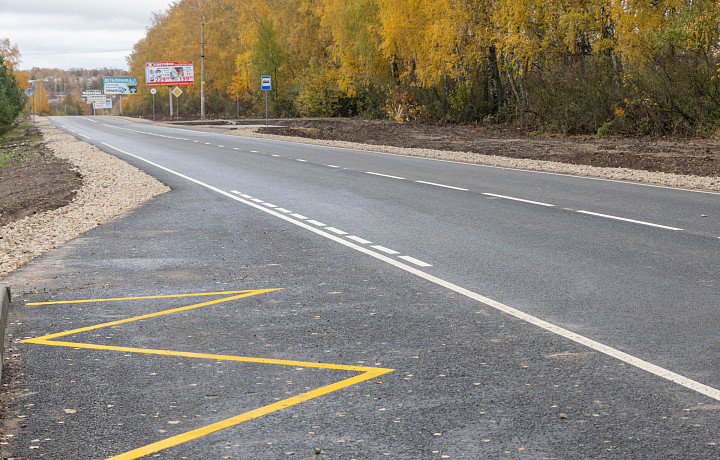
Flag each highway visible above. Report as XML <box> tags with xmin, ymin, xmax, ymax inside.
<box><xmin>3</xmin><ymin>115</ymin><xmax>719</xmax><ymax>459</ymax></box>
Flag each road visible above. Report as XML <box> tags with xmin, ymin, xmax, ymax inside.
<box><xmin>2</xmin><ymin>115</ymin><xmax>719</xmax><ymax>459</ymax></box>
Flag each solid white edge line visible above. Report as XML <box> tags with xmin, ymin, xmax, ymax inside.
<box><xmin>482</xmin><ymin>192</ymin><xmax>555</xmax><ymax>207</ymax></box>
<box><xmin>99</xmin><ymin>141</ymin><xmax>720</xmax><ymax>403</ymax></box>
<box><xmin>366</xmin><ymin>171</ymin><xmax>406</xmax><ymax>180</ymax></box>
<box><xmin>577</xmin><ymin>210</ymin><xmax>683</xmax><ymax>231</ymax></box>
<box><xmin>77</xmin><ymin>133</ymin><xmax>91</xmax><ymax>139</ymax></box>
<box><xmin>398</xmin><ymin>256</ymin><xmax>433</xmax><ymax>267</ymax></box>
<box><xmin>415</xmin><ymin>180</ymin><xmax>468</xmax><ymax>191</ymax></box>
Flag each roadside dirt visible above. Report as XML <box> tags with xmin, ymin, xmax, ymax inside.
<box><xmin>251</xmin><ymin>119</ymin><xmax>720</xmax><ymax>178</ymax></box>
<box><xmin>0</xmin><ymin>124</ymin><xmax>81</xmax><ymax>227</ymax></box>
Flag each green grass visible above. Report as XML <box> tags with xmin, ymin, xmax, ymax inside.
<box><xmin>0</xmin><ymin>121</ymin><xmax>44</xmax><ymax>167</ymax></box>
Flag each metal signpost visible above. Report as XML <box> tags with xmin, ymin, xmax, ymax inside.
<box><xmin>150</xmin><ymin>88</ymin><xmax>157</xmax><ymax>121</ymax></box>
<box><xmin>24</xmin><ymin>86</ymin><xmax>36</xmax><ymax>125</ymax></box>
<box><xmin>172</xmin><ymin>86</ymin><xmax>183</xmax><ymax>122</ymax></box>
<box><xmin>261</xmin><ymin>76</ymin><xmax>271</xmax><ymax>128</ymax></box>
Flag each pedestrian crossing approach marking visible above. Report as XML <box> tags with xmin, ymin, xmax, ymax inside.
<box><xmin>23</xmin><ymin>289</ymin><xmax>394</xmax><ymax>459</ymax></box>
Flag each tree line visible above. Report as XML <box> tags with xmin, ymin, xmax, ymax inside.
<box><xmin>125</xmin><ymin>0</ymin><xmax>717</xmax><ymax>136</ymax></box>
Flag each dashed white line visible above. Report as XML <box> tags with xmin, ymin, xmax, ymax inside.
<box><xmin>290</xmin><ymin>213</ymin><xmax>308</xmax><ymax>219</ymax></box>
<box><xmin>233</xmin><ymin>148</ymin><xmax>241</xmax><ymax>150</ymax></box>
<box><xmin>482</xmin><ymin>193</ymin><xmax>555</xmax><ymax>207</ymax></box>
<box><xmin>347</xmin><ymin>236</ymin><xmax>372</xmax><ymax>245</ymax></box>
<box><xmin>263</xmin><ymin>203</ymin><xmax>278</xmax><ymax>208</ymax></box>
<box><xmin>97</xmin><ymin>142</ymin><xmax>720</xmax><ymax>403</ymax></box>
<box><xmin>306</xmin><ymin>220</ymin><xmax>326</xmax><ymax>227</ymax></box>
<box><xmin>366</xmin><ymin>172</ymin><xmax>406</xmax><ymax>180</ymax></box>
<box><xmin>399</xmin><ymin>256</ymin><xmax>433</xmax><ymax>267</ymax></box>
<box><xmin>577</xmin><ymin>210</ymin><xmax>683</xmax><ymax>231</ymax></box>
<box><xmin>217</xmin><ymin>145</ymin><xmax>225</xmax><ymax>148</ymax></box>
<box><xmin>415</xmin><ymin>180</ymin><xmax>468</xmax><ymax>191</ymax></box>
<box><xmin>77</xmin><ymin>133</ymin><xmax>91</xmax><ymax>139</ymax></box>
<box><xmin>251</xmin><ymin>198</ymin><xmax>264</xmax><ymax>203</ymax></box>
<box><xmin>326</xmin><ymin>227</ymin><xmax>348</xmax><ymax>235</ymax></box>
<box><xmin>371</xmin><ymin>245</ymin><xmax>399</xmax><ymax>255</ymax></box>
<box><xmin>325</xmin><ymin>165</ymin><xmax>340</xmax><ymax>168</ymax></box>
<box><xmin>275</xmin><ymin>208</ymin><xmax>292</xmax><ymax>213</ymax></box>
<box><xmin>296</xmin><ymin>159</ymin><xmax>308</xmax><ymax>162</ymax></box>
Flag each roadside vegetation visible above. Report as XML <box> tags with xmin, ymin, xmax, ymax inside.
<box><xmin>0</xmin><ymin>55</ymin><xmax>25</xmax><ymax>135</ymax></box>
<box><xmin>123</xmin><ymin>0</ymin><xmax>720</xmax><ymax>137</ymax></box>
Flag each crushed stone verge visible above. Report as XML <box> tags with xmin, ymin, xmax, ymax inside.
<box><xmin>220</xmin><ymin>126</ymin><xmax>720</xmax><ymax>192</ymax></box>
<box><xmin>0</xmin><ymin>118</ymin><xmax>170</xmax><ymax>279</ymax></box>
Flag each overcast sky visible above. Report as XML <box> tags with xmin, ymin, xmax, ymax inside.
<box><xmin>0</xmin><ymin>0</ymin><xmax>176</xmax><ymax>70</ymax></box>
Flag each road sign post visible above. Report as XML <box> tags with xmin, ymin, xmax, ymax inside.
<box><xmin>261</xmin><ymin>76</ymin><xmax>271</xmax><ymax>128</ymax></box>
<box><xmin>150</xmin><ymin>88</ymin><xmax>157</xmax><ymax>121</ymax></box>
<box><xmin>172</xmin><ymin>86</ymin><xmax>183</xmax><ymax>122</ymax></box>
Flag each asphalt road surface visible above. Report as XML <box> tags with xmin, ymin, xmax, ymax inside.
<box><xmin>2</xmin><ymin>116</ymin><xmax>719</xmax><ymax>459</ymax></box>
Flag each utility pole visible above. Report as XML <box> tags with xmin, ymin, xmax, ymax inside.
<box><xmin>200</xmin><ymin>21</ymin><xmax>206</xmax><ymax>119</ymax></box>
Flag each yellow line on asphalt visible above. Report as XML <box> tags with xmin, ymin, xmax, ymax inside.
<box><xmin>24</xmin><ymin>290</ymin><xmax>279</xmax><ymax>341</ymax></box>
<box><xmin>22</xmin><ymin>289</ymin><xmax>396</xmax><ymax>459</ymax></box>
<box><xmin>24</xmin><ymin>339</ymin><xmax>393</xmax><ymax>373</ymax></box>
<box><xmin>25</xmin><ymin>289</ymin><xmax>277</xmax><ymax>305</ymax></box>
<box><xmin>106</xmin><ymin>369</ymin><xmax>393</xmax><ymax>460</ymax></box>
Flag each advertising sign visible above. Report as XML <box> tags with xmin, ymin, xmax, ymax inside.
<box><xmin>94</xmin><ymin>99</ymin><xmax>113</xmax><ymax>110</ymax></box>
<box><xmin>104</xmin><ymin>77</ymin><xmax>138</xmax><ymax>94</ymax></box>
<box><xmin>82</xmin><ymin>89</ymin><xmax>105</xmax><ymax>103</ymax></box>
<box><xmin>145</xmin><ymin>61</ymin><xmax>194</xmax><ymax>87</ymax></box>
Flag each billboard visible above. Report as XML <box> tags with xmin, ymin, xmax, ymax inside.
<box><xmin>94</xmin><ymin>99</ymin><xmax>113</xmax><ymax>110</ymax></box>
<box><xmin>82</xmin><ymin>89</ymin><xmax>105</xmax><ymax>103</ymax></box>
<box><xmin>145</xmin><ymin>61</ymin><xmax>194</xmax><ymax>87</ymax></box>
<box><xmin>104</xmin><ymin>77</ymin><xmax>138</xmax><ymax>94</ymax></box>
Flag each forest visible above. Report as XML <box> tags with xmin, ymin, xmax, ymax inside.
<box><xmin>114</xmin><ymin>1</ymin><xmax>720</xmax><ymax>136</ymax></box>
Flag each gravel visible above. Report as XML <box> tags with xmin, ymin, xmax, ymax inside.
<box><xmin>1</xmin><ymin>117</ymin><xmax>717</xmax><ymax>280</ymax></box>
<box><xmin>0</xmin><ymin>118</ymin><xmax>169</xmax><ymax>279</ymax></box>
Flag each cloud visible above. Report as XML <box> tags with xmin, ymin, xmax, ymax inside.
<box><xmin>0</xmin><ymin>0</ymin><xmax>175</xmax><ymax>70</ymax></box>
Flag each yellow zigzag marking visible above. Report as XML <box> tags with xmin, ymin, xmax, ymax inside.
<box><xmin>22</xmin><ymin>289</ymin><xmax>394</xmax><ymax>459</ymax></box>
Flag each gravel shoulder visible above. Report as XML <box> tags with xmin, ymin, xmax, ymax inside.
<box><xmin>0</xmin><ymin>118</ymin><xmax>169</xmax><ymax>279</ymax></box>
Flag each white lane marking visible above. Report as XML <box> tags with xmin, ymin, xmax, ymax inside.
<box><xmin>193</xmin><ymin>141</ymin><xmax>199</xmax><ymax>143</ymax></box>
<box><xmin>251</xmin><ymin>198</ymin><xmax>264</xmax><ymax>203</ymax></box>
<box><xmin>263</xmin><ymin>203</ymin><xmax>278</xmax><ymax>208</ymax></box>
<box><xmin>347</xmin><ymin>236</ymin><xmax>372</xmax><ymax>244</ymax></box>
<box><xmin>98</xmin><ymin>142</ymin><xmax>720</xmax><ymax>403</ymax></box>
<box><xmin>81</xmin><ymin>117</ymin><xmax>97</xmax><ymax>123</ymax></box>
<box><xmin>204</xmin><ymin>142</ymin><xmax>212</xmax><ymax>145</ymax></box>
<box><xmin>217</xmin><ymin>145</ymin><xmax>225</xmax><ymax>148</ymax></box>
<box><xmin>415</xmin><ymin>180</ymin><xmax>468</xmax><ymax>191</ymax></box>
<box><xmin>233</xmin><ymin>148</ymin><xmax>241</xmax><ymax>150</ymax></box>
<box><xmin>399</xmin><ymin>256</ymin><xmax>433</xmax><ymax>267</ymax></box>
<box><xmin>291</xmin><ymin>213</ymin><xmax>308</xmax><ymax>219</ymax></box>
<box><xmin>577</xmin><ymin>210</ymin><xmax>683</xmax><ymax>231</ymax></box>
<box><xmin>271</xmin><ymin>154</ymin><xmax>280</xmax><ymax>157</ymax></box>
<box><xmin>275</xmin><ymin>208</ymin><xmax>292</xmax><ymax>213</ymax></box>
<box><xmin>326</xmin><ymin>227</ymin><xmax>348</xmax><ymax>235</ymax></box>
<box><xmin>77</xmin><ymin>133</ymin><xmax>91</xmax><ymax>139</ymax></box>
<box><xmin>325</xmin><ymin>165</ymin><xmax>340</xmax><ymax>168</ymax></box>
<box><xmin>306</xmin><ymin>220</ymin><xmax>326</xmax><ymax>227</ymax></box>
<box><xmin>371</xmin><ymin>245</ymin><xmax>399</xmax><ymax>255</ymax></box>
<box><xmin>366</xmin><ymin>171</ymin><xmax>406</xmax><ymax>180</ymax></box>
<box><xmin>251</xmin><ymin>150</ymin><xmax>259</xmax><ymax>153</ymax></box>
<box><xmin>482</xmin><ymin>193</ymin><xmax>555</xmax><ymax>207</ymax></box>
<box><xmin>297</xmin><ymin>159</ymin><xmax>308</xmax><ymax>163</ymax></box>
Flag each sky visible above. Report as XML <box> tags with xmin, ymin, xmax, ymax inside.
<box><xmin>0</xmin><ymin>0</ymin><xmax>177</xmax><ymax>71</ymax></box>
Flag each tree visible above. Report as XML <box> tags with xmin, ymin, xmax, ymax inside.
<box><xmin>0</xmin><ymin>56</ymin><xmax>24</xmax><ymax>134</ymax></box>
